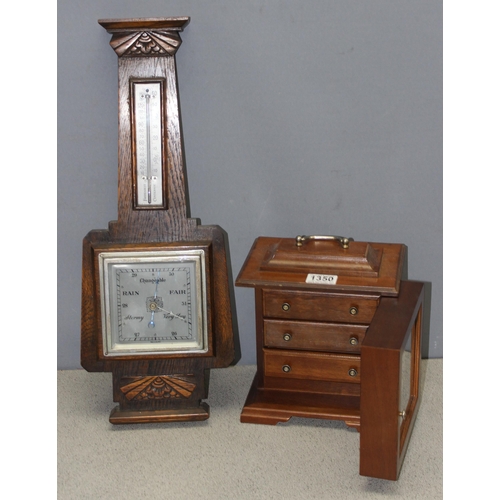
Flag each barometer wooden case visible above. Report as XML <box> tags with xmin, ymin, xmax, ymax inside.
<box><xmin>236</xmin><ymin>235</ymin><xmax>425</xmax><ymax>480</ymax></box>
<box><xmin>81</xmin><ymin>17</ymin><xmax>236</xmax><ymax>424</ymax></box>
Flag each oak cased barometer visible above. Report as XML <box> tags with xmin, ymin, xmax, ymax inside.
<box><xmin>81</xmin><ymin>17</ymin><xmax>237</xmax><ymax>424</ymax></box>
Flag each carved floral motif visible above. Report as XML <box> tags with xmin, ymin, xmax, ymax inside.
<box><xmin>119</xmin><ymin>375</ymin><xmax>196</xmax><ymax>401</ymax></box>
<box><xmin>109</xmin><ymin>30</ymin><xmax>182</xmax><ymax>57</ymax></box>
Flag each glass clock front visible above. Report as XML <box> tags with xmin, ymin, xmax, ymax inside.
<box><xmin>99</xmin><ymin>249</ymin><xmax>208</xmax><ymax>356</ymax></box>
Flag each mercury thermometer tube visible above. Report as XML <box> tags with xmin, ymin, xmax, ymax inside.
<box><xmin>134</xmin><ymin>82</ymin><xmax>163</xmax><ymax>207</ymax></box>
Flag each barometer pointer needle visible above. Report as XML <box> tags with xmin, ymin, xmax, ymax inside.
<box><xmin>148</xmin><ymin>272</ymin><xmax>160</xmax><ymax>328</ymax></box>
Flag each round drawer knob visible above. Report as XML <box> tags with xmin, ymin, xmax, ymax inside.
<box><xmin>348</xmin><ymin>368</ymin><xmax>358</xmax><ymax>377</ymax></box>
<box><xmin>349</xmin><ymin>306</ymin><xmax>358</xmax><ymax>315</ymax></box>
<box><xmin>349</xmin><ymin>337</ymin><xmax>358</xmax><ymax>346</ymax></box>
<box><xmin>282</xmin><ymin>364</ymin><xmax>291</xmax><ymax>373</ymax></box>
<box><xmin>283</xmin><ymin>333</ymin><xmax>292</xmax><ymax>342</ymax></box>
<box><xmin>282</xmin><ymin>303</ymin><xmax>291</xmax><ymax>311</ymax></box>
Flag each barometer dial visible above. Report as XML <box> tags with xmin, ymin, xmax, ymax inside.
<box><xmin>99</xmin><ymin>249</ymin><xmax>208</xmax><ymax>356</ymax></box>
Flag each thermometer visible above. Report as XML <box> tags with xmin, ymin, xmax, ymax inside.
<box><xmin>133</xmin><ymin>81</ymin><xmax>163</xmax><ymax>207</ymax></box>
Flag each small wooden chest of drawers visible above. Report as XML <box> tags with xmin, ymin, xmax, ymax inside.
<box><xmin>261</xmin><ymin>289</ymin><xmax>376</xmax><ymax>387</ymax></box>
<box><xmin>236</xmin><ymin>236</ymin><xmax>425</xmax><ymax>481</ymax></box>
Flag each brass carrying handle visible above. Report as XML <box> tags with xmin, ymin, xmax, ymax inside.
<box><xmin>296</xmin><ymin>235</ymin><xmax>353</xmax><ymax>249</ymax></box>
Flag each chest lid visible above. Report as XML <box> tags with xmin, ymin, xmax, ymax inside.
<box><xmin>235</xmin><ymin>236</ymin><xmax>407</xmax><ymax>296</ymax></box>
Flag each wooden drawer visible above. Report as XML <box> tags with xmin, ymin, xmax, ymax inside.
<box><xmin>263</xmin><ymin>320</ymin><xmax>367</xmax><ymax>353</ymax></box>
<box><xmin>262</xmin><ymin>289</ymin><xmax>379</xmax><ymax>323</ymax></box>
<box><xmin>263</xmin><ymin>348</ymin><xmax>361</xmax><ymax>384</ymax></box>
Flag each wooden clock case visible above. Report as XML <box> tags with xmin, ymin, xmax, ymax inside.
<box><xmin>81</xmin><ymin>18</ymin><xmax>237</xmax><ymax>424</ymax></box>
<box><xmin>236</xmin><ymin>236</ymin><xmax>425</xmax><ymax>480</ymax></box>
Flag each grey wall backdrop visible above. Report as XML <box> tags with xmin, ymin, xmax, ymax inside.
<box><xmin>58</xmin><ymin>1</ymin><xmax>442</xmax><ymax>369</ymax></box>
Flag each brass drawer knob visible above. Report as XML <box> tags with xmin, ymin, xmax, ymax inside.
<box><xmin>348</xmin><ymin>368</ymin><xmax>358</xmax><ymax>377</ymax></box>
<box><xmin>283</xmin><ymin>333</ymin><xmax>292</xmax><ymax>342</ymax></box>
<box><xmin>282</xmin><ymin>303</ymin><xmax>291</xmax><ymax>311</ymax></box>
<box><xmin>282</xmin><ymin>364</ymin><xmax>291</xmax><ymax>373</ymax></box>
<box><xmin>349</xmin><ymin>337</ymin><xmax>358</xmax><ymax>346</ymax></box>
<box><xmin>349</xmin><ymin>306</ymin><xmax>358</xmax><ymax>315</ymax></box>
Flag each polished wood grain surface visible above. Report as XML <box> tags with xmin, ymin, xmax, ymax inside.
<box><xmin>262</xmin><ymin>289</ymin><xmax>380</xmax><ymax>323</ymax></box>
<box><xmin>263</xmin><ymin>319</ymin><xmax>367</xmax><ymax>353</ymax></box>
<box><xmin>236</xmin><ymin>235</ymin><xmax>424</xmax><ymax>480</ymax></box>
<box><xmin>360</xmin><ymin>280</ymin><xmax>424</xmax><ymax>480</ymax></box>
<box><xmin>236</xmin><ymin>236</ymin><xmax>406</xmax><ymax>296</ymax></box>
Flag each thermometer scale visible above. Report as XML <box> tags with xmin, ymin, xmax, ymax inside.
<box><xmin>133</xmin><ymin>81</ymin><xmax>164</xmax><ymax>208</ymax></box>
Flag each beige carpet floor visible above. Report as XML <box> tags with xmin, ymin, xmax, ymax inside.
<box><xmin>58</xmin><ymin>359</ymin><xmax>442</xmax><ymax>499</ymax></box>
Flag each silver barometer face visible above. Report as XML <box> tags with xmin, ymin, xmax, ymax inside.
<box><xmin>99</xmin><ymin>249</ymin><xmax>208</xmax><ymax>356</ymax></box>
